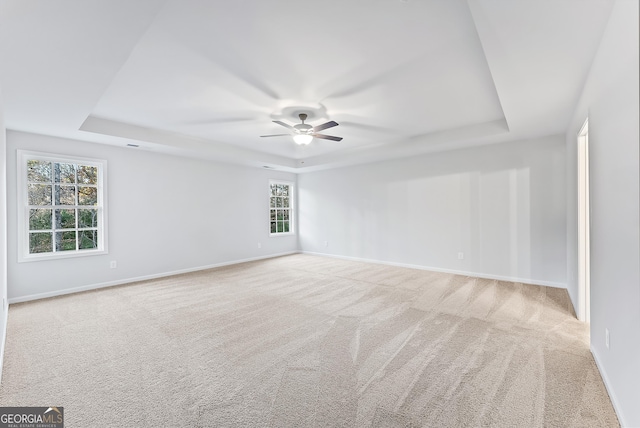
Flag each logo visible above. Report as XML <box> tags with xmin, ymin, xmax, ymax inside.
<box><xmin>0</xmin><ymin>407</ymin><xmax>64</xmax><ymax>428</ymax></box>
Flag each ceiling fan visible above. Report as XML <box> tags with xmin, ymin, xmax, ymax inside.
<box><xmin>260</xmin><ymin>113</ymin><xmax>343</xmax><ymax>145</ymax></box>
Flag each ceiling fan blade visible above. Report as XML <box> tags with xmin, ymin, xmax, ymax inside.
<box><xmin>260</xmin><ymin>134</ymin><xmax>292</xmax><ymax>138</ymax></box>
<box><xmin>312</xmin><ymin>134</ymin><xmax>343</xmax><ymax>142</ymax></box>
<box><xmin>312</xmin><ymin>121</ymin><xmax>339</xmax><ymax>132</ymax></box>
<box><xmin>272</xmin><ymin>120</ymin><xmax>295</xmax><ymax>130</ymax></box>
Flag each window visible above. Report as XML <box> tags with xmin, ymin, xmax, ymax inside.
<box><xmin>17</xmin><ymin>150</ymin><xmax>107</xmax><ymax>261</ymax></box>
<box><xmin>269</xmin><ymin>181</ymin><xmax>294</xmax><ymax>235</ymax></box>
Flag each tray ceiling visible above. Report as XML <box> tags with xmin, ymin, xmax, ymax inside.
<box><xmin>0</xmin><ymin>0</ymin><xmax>615</xmax><ymax>171</ymax></box>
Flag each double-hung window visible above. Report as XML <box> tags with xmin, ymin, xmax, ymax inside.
<box><xmin>269</xmin><ymin>181</ymin><xmax>294</xmax><ymax>235</ymax></box>
<box><xmin>17</xmin><ymin>150</ymin><xmax>107</xmax><ymax>261</ymax></box>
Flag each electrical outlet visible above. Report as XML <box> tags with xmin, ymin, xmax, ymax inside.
<box><xmin>324</xmin><ymin>241</ymin><xmax>328</xmax><ymax>247</ymax></box>
<box><xmin>110</xmin><ymin>261</ymin><xmax>117</xmax><ymax>269</ymax></box>
<box><xmin>257</xmin><ymin>242</ymin><xmax>262</xmax><ymax>249</ymax></box>
<box><xmin>606</xmin><ymin>328</ymin><xmax>610</xmax><ymax>349</ymax></box>
<box><xmin>458</xmin><ymin>252</ymin><xmax>464</xmax><ymax>260</ymax></box>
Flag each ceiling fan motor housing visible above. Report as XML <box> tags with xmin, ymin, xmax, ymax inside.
<box><xmin>294</xmin><ymin>123</ymin><xmax>313</xmax><ymax>133</ymax></box>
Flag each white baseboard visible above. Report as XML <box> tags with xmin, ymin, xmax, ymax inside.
<box><xmin>300</xmin><ymin>251</ymin><xmax>567</xmax><ymax>289</ymax></box>
<box><xmin>7</xmin><ymin>251</ymin><xmax>297</xmax><ymax>304</ymax></box>
<box><xmin>591</xmin><ymin>347</ymin><xmax>626</xmax><ymax>427</ymax></box>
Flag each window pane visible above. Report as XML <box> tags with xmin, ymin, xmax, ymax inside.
<box><xmin>28</xmin><ymin>184</ymin><xmax>52</xmax><ymax>205</ymax></box>
<box><xmin>269</xmin><ymin>184</ymin><xmax>293</xmax><ymax>234</ymax></box>
<box><xmin>29</xmin><ymin>232</ymin><xmax>52</xmax><ymax>253</ymax></box>
<box><xmin>27</xmin><ymin>160</ymin><xmax>51</xmax><ymax>182</ymax></box>
<box><xmin>21</xmin><ymin>154</ymin><xmax>105</xmax><ymax>259</ymax></box>
<box><xmin>55</xmin><ymin>185</ymin><xmax>76</xmax><ymax>205</ymax></box>
<box><xmin>55</xmin><ymin>209</ymin><xmax>75</xmax><ymax>229</ymax></box>
<box><xmin>55</xmin><ymin>231</ymin><xmax>76</xmax><ymax>251</ymax></box>
<box><xmin>78</xmin><ymin>209</ymin><xmax>97</xmax><ymax>228</ymax></box>
<box><xmin>77</xmin><ymin>165</ymin><xmax>98</xmax><ymax>185</ymax></box>
<box><xmin>55</xmin><ymin>163</ymin><xmax>76</xmax><ymax>183</ymax></box>
<box><xmin>29</xmin><ymin>209</ymin><xmax>52</xmax><ymax>230</ymax></box>
<box><xmin>78</xmin><ymin>186</ymin><xmax>97</xmax><ymax>205</ymax></box>
<box><xmin>79</xmin><ymin>230</ymin><xmax>97</xmax><ymax>250</ymax></box>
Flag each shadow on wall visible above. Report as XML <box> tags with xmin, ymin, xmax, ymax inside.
<box><xmin>298</xmin><ymin>135</ymin><xmax>566</xmax><ymax>286</ymax></box>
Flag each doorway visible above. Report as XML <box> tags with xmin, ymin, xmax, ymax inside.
<box><xmin>577</xmin><ymin>118</ymin><xmax>590</xmax><ymax>323</ymax></box>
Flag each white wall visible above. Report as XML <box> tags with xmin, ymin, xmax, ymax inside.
<box><xmin>0</xmin><ymin>87</ymin><xmax>7</xmax><ymax>381</ymax></box>
<box><xmin>299</xmin><ymin>135</ymin><xmax>566</xmax><ymax>287</ymax></box>
<box><xmin>6</xmin><ymin>131</ymin><xmax>297</xmax><ymax>302</ymax></box>
<box><xmin>566</xmin><ymin>1</ymin><xmax>639</xmax><ymax>425</ymax></box>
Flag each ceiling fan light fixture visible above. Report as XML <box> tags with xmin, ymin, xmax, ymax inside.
<box><xmin>293</xmin><ymin>134</ymin><xmax>313</xmax><ymax>145</ymax></box>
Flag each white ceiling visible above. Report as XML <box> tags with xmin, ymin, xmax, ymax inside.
<box><xmin>0</xmin><ymin>0</ymin><xmax>615</xmax><ymax>172</ymax></box>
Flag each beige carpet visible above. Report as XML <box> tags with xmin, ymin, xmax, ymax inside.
<box><xmin>0</xmin><ymin>254</ymin><xmax>619</xmax><ymax>427</ymax></box>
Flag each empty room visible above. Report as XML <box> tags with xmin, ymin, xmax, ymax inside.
<box><xmin>0</xmin><ymin>0</ymin><xmax>638</xmax><ymax>427</ymax></box>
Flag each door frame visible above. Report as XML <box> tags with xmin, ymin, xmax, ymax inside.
<box><xmin>577</xmin><ymin>118</ymin><xmax>590</xmax><ymax>323</ymax></box>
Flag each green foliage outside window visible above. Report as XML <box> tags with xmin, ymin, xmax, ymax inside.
<box><xmin>26</xmin><ymin>159</ymin><xmax>100</xmax><ymax>254</ymax></box>
<box><xmin>270</xmin><ymin>183</ymin><xmax>292</xmax><ymax>234</ymax></box>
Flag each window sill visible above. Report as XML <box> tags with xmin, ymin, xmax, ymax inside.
<box><xmin>18</xmin><ymin>248</ymin><xmax>108</xmax><ymax>263</ymax></box>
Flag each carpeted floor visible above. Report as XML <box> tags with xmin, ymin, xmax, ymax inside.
<box><xmin>0</xmin><ymin>254</ymin><xmax>619</xmax><ymax>427</ymax></box>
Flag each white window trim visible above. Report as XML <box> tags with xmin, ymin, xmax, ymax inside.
<box><xmin>269</xmin><ymin>180</ymin><xmax>295</xmax><ymax>237</ymax></box>
<box><xmin>17</xmin><ymin>150</ymin><xmax>108</xmax><ymax>262</ymax></box>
